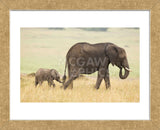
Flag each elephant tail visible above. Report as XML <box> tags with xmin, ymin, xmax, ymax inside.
<box><xmin>62</xmin><ymin>59</ymin><xmax>67</xmax><ymax>83</ymax></box>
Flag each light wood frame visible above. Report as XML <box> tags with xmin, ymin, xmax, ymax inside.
<box><xmin>0</xmin><ymin>0</ymin><xmax>159</xmax><ymax>129</ymax></box>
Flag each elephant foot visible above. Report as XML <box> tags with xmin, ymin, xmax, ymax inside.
<box><xmin>106</xmin><ymin>85</ymin><xmax>111</xmax><ymax>90</ymax></box>
<box><xmin>68</xmin><ymin>84</ymin><xmax>73</xmax><ymax>89</ymax></box>
<box><xmin>105</xmin><ymin>82</ymin><xmax>110</xmax><ymax>89</ymax></box>
<box><xmin>64</xmin><ymin>85</ymin><xmax>68</xmax><ymax>90</ymax></box>
<box><xmin>94</xmin><ymin>85</ymin><xmax>100</xmax><ymax>90</ymax></box>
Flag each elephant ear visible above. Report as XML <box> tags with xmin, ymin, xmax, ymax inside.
<box><xmin>50</xmin><ymin>69</ymin><xmax>57</xmax><ymax>79</ymax></box>
<box><xmin>117</xmin><ymin>47</ymin><xmax>126</xmax><ymax>59</ymax></box>
<box><xmin>105</xmin><ymin>45</ymin><xmax>118</xmax><ymax>66</ymax></box>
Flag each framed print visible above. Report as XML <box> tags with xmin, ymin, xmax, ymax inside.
<box><xmin>10</xmin><ymin>11</ymin><xmax>148</xmax><ymax>120</ymax></box>
<box><xmin>0</xmin><ymin>0</ymin><xmax>160</xmax><ymax>129</ymax></box>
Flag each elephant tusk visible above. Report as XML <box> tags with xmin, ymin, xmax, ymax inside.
<box><xmin>125</xmin><ymin>67</ymin><xmax>132</xmax><ymax>72</ymax></box>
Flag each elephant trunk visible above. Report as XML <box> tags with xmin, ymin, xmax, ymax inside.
<box><xmin>57</xmin><ymin>79</ymin><xmax>63</xmax><ymax>83</ymax></box>
<box><xmin>119</xmin><ymin>67</ymin><xmax>130</xmax><ymax>79</ymax></box>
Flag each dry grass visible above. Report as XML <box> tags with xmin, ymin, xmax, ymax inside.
<box><xmin>21</xmin><ymin>75</ymin><xmax>139</xmax><ymax>102</ymax></box>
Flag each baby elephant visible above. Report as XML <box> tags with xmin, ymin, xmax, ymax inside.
<box><xmin>35</xmin><ymin>68</ymin><xmax>62</xmax><ymax>87</ymax></box>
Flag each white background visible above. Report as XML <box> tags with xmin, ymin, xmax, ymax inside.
<box><xmin>10</xmin><ymin>11</ymin><xmax>150</xmax><ymax>120</ymax></box>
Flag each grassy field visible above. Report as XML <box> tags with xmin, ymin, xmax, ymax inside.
<box><xmin>21</xmin><ymin>75</ymin><xmax>139</xmax><ymax>102</ymax></box>
<box><xmin>21</xmin><ymin>28</ymin><xmax>139</xmax><ymax>102</ymax></box>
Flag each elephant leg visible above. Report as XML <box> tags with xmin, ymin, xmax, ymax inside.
<box><xmin>35</xmin><ymin>82</ymin><xmax>38</xmax><ymax>87</ymax></box>
<box><xmin>64</xmin><ymin>67</ymin><xmax>79</xmax><ymax>90</ymax></box>
<box><xmin>48</xmin><ymin>77</ymin><xmax>55</xmax><ymax>87</ymax></box>
<box><xmin>35</xmin><ymin>77</ymin><xmax>38</xmax><ymax>87</ymax></box>
<box><xmin>48</xmin><ymin>81</ymin><xmax>51</xmax><ymax>86</ymax></box>
<box><xmin>52</xmin><ymin>81</ymin><xmax>55</xmax><ymax>87</ymax></box>
<box><xmin>67</xmin><ymin>67</ymin><xmax>73</xmax><ymax>89</ymax></box>
<box><xmin>104</xmin><ymin>69</ymin><xmax>111</xmax><ymax>89</ymax></box>
<box><xmin>64</xmin><ymin>74</ymin><xmax>78</xmax><ymax>90</ymax></box>
<box><xmin>68</xmin><ymin>81</ymin><xmax>73</xmax><ymax>89</ymax></box>
<box><xmin>39</xmin><ymin>81</ymin><xmax>43</xmax><ymax>86</ymax></box>
<box><xmin>95</xmin><ymin>76</ymin><xmax>103</xmax><ymax>89</ymax></box>
<box><xmin>95</xmin><ymin>68</ymin><xmax>105</xmax><ymax>89</ymax></box>
<box><xmin>66</xmin><ymin>74</ymin><xmax>73</xmax><ymax>89</ymax></box>
<box><xmin>63</xmin><ymin>77</ymin><xmax>74</xmax><ymax>90</ymax></box>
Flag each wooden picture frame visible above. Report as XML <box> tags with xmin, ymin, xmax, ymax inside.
<box><xmin>0</xmin><ymin>0</ymin><xmax>159</xmax><ymax>129</ymax></box>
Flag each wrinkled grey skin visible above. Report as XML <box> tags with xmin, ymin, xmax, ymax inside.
<box><xmin>62</xmin><ymin>42</ymin><xmax>130</xmax><ymax>90</ymax></box>
<box><xmin>35</xmin><ymin>68</ymin><xmax>62</xmax><ymax>87</ymax></box>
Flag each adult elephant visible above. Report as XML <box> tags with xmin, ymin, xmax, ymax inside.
<box><xmin>62</xmin><ymin>42</ymin><xmax>131</xmax><ymax>89</ymax></box>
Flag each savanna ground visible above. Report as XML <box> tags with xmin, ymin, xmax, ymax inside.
<box><xmin>21</xmin><ymin>28</ymin><xmax>139</xmax><ymax>102</ymax></box>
